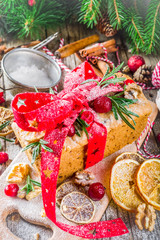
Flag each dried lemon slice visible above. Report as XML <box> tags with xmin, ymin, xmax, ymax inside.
<box><xmin>60</xmin><ymin>192</ymin><xmax>95</xmax><ymax>224</ymax></box>
<box><xmin>0</xmin><ymin>107</ymin><xmax>14</xmax><ymax>136</ymax></box>
<box><xmin>110</xmin><ymin>159</ymin><xmax>143</xmax><ymax>211</ymax></box>
<box><xmin>136</xmin><ymin>159</ymin><xmax>160</xmax><ymax>210</ymax></box>
<box><xmin>56</xmin><ymin>181</ymin><xmax>84</xmax><ymax>206</ymax></box>
<box><xmin>115</xmin><ymin>152</ymin><xmax>145</xmax><ymax>164</ymax></box>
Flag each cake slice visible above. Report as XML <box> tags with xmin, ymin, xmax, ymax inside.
<box><xmin>12</xmin><ymin>82</ymin><xmax>152</xmax><ymax>185</ymax></box>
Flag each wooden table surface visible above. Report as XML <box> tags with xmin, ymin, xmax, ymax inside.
<box><xmin>0</xmin><ymin>24</ymin><xmax>160</xmax><ymax>240</ymax></box>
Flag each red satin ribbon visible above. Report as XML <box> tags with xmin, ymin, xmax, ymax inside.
<box><xmin>12</xmin><ymin>62</ymin><xmax>128</xmax><ymax>238</ymax></box>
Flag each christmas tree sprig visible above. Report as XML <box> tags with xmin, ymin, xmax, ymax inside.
<box><xmin>143</xmin><ymin>0</ymin><xmax>160</xmax><ymax>54</ymax></box>
<box><xmin>79</xmin><ymin>0</ymin><xmax>102</xmax><ymax>28</ymax></box>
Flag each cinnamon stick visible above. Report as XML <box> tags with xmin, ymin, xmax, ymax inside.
<box><xmin>79</xmin><ymin>39</ymin><xmax>116</xmax><ymax>57</ymax></box>
<box><xmin>55</xmin><ymin>34</ymin><xmax>99</xmax><ymax>59</ymax></box>
<box><xmin>87</xmin><ymin>46</ymin><xmax>118</xmax><ymax>57</ymax></box>
<box><xmin>97</xmin><ymin>60</ymin><xmax>111</xmax><ymax>75</ymax></box>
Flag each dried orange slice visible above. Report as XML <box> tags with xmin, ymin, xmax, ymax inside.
<box><xmin>60</xmin><ymin>192</ymin><xmax>95</xmax><ymax>224</ymax></box>
<box><xmin>136</xmin><ymin>159</ymin><xmax>160</xmax><ymax>210</ymax></box>
<box><xmin>115</xmin><ymin>152</ymin><xmax>145</xmax><ymax>164</ymax></box>
<box><xmin>0</xmin><ymin>107</ymin><xmax>14</xmax><ymax>136</ymax></box>
<box><xmin>110</xmin><ymin>159</ymin><xmax>143</xmax><ymax>211</ymax></box>
<box><xmin>56</xmin><ymin>181</ymin><xmax>84</xmax><ymax>206</ymax></box>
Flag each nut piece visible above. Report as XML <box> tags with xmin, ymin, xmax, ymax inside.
<box><xmin>6</xmin><ymin>163</ymin><xmax>30</xmax><ymax>183</ymax></box>
<box><xmin>135</xmin><ymin>203</ymin><xmax>156</xmax><ymax>231</ymax></box>
<box><xmin>26</xmin><ymin>186</ymin><xmax>42</xmax><ymax>201</ymax></box>
<box><xmin>40</xmin><ymin>208</ymin><xmax>46</xmax><ymax>218</ymax></box>
<box><xmin>17</xmin><ymin>190</ymin><xmax>26</xmax><ymax>199</ymax></box>
<box><xmin>74</xmin><ymin>170</ymin><xmax>95</xmax><ymax>186</ymax></box>
<box><xmin>33</xmin><ymin>233</ymin><xmax>40</xmax><ymax>240</ymax></box>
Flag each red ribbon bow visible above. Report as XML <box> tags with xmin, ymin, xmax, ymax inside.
<box><xmin>12</xmin><ymin>62</ymin><xmax>128</xmax><ymax>238</ymax></box>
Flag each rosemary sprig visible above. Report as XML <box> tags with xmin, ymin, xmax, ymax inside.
<box><xmin>21</xmin><ymin>175</ymin><xmax>41</xmax><ymax>195</ymax></box>
<box><xmin>81</xmin><ymin>62</ymin><xmax>125</xmax><ymax>87</ymax></box>
<box><xmin>0</xmin><ymin>136</ymin><xmax>15</xmax><ymax>150</ymax></box>
<box><xmin>108</xmin><ymin>94</ymin><xmax>139</xmax><ymax>130</ymax></box>
<box><xmin>75</xmin><ymin>117</ymin><xmax>90</xmax><ymax>138</ymax></box>
<box><xmin>22</xmin><ymin>139</ymin><xmax>53</xmax><ymax>164</ymax></box>
<box><xmin>0</xmin><ymin>120</ymin><xmax>10</xmax><ymax>131</ymax></box>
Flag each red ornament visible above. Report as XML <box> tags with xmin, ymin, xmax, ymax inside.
<box><xmin>28</xmin><ymin>0</ymin><xmax>36</xmax><ymax>6</ymax></box>
<box><xmin>80</xmin><ymin>111</ymin><xmax>94</xmax><ymax>127</ymax></box>
<box><xmin>4</xmin><ymin>184</ymin><xmax>19</xmax><ymax>197</ymax></box>
<box><xmin>0</xmin><ymin>152</ymin><xmax>9</xmax><ymax>164</ymax></box>
<box><xmin>0</xmin><ymin>92</ymin><xmax>5</xmax><ymax>104</ymax></box>
<box><xmin>128</xmin><ymin>55</ymin><xmax>145</xmax><ymax>72</ymax></box>
<box><xmin>93</xmin><ymin>96</ymin><xmax>112</xmax><ymax>113</ymax></box>
<box><xmin>123</xmin><ymin>79</ymin><xmax>135</xmax><ymax>86</ymax></box>
<box><xmin>88</xmin><ymin>182</ymin><xmax>105</xmax><ymax>201</ymax></box>
<box><xmin>67</xmin><ymin>125</ymin><xmax>75</xmax><ymax>137</ymax></box>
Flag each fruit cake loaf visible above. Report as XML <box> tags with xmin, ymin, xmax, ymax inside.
<box><xmin>12</xmin><ymin>81</ymin><xmax>152</xmax><ymax>185</ymax></box>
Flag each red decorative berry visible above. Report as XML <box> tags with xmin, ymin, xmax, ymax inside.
<box><xmin>88</xmin><ymin>182</ymin><xmax>105</xmax><ymax>201</ymax></box>
<box><xmin>157</xmin><ymin>133</ymin><xmax>160</xmax><ymax>143</ymax></box>
<box><xmin>68</xmin><ymin>125</ymin><xmax>76</xmax><ymax>137</ymax></box>
<box><xmin>93</xmin><ymin>96</ymin><xmax>112</xmax><ymax>113</ymax></box>
<box><xmin>28</xmin><ymin>0</ymin><xmax>36</xmax><ymax>6</ymax></box>
<box><xmin>123</xmin><ymin>79</ymin><xmax>135</xmax><ymax>86</ymax></box>
<box><xmin>128</xmin><ymin>55</ymin><xmax>145</xmax><ymax>72</ymax></box>
<box><xmin>0</xmin><ymin>92</ymin><xmax>5</xmax><ymax>104</ymax></box>
<box><xmin>4</xmin><ymin>184</ymin><xmax>19</xmax><ymax>197</ymax></box>
<box><xmin>80</xmin><ymin>111</ymin><xmax>94</xmax><ymax>127</ymax></box>
<box><xmin>0</xmin><ymin>152</ymin><xmax>9</xmax><ymax>164</ymax></box>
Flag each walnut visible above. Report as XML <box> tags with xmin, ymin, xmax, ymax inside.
<box><xmin>124</xmin><ymin>83</ymin><xmax>142</xmax><ymax>100</ymax></box>
<box><xmin>6</xmin><ymin>163</ymin><xmax>30</xmax><ymax>183</ymax></box>
<box><xmin>26</xmin><ymin>186</ymin><xmax>42</xmax><ymax>201</ymax></box>
<box><xmin>135</xmin><ymin>203</ymin><xmax>156</xmax><ymax>231</ymax></box>
<box><xmin>74</xmin><ymin>170</ymin><xmax>95</xmax><ymax>186</ymax></box>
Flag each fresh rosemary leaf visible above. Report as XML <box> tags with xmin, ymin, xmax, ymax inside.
<box><xmin>41</xmin><ymin>144</ymin><xmax>53</xmax><ymax>152</ymax></box>
<box><xmin>22</xmin><ymin>142</ymin><xmax>39</xmax><ymax>152</ymax></box>
<box><xmin>0</xmin><ymin>136</ymin><xmax>15</xmax><ymax>142</ymax></box>
<box><xmin>112</xmin><ymin>105</ymin><xmax>118</xmax><ymax>120</ymax></box>
<box><xmin>79</xmin><ymin>118</ymin><xmax>90</xmax><ymax>128</ymax></box>
<box><xmin>30</xmin><ymin>179</ymin><xmax>41</xmax><ymax>187</ymax></box>
<box><xmin>75</xmin><ymin>126</ymin><xmax>81</xmax><ymax>137</ymax></box>
<box><xmin>80</xmin><ymin>79</ymin><xmax>100</xmax><ymax>85</ymax></box>
<box><xmin>49</xmin><ymin>87</ymin><xmax>55</xmax><ymax>94</ymax></box>
<box><xmin>102</xmin><ymin>62</ymin><xmax>124</xmax><ymax>80</ymax></box>
<box><xmin>39</xmin><ymin>139</ymin><xmax>49</xmax><ymax>145</ymax></box>
<box><xmin>101</xmin><ymin>77</ymin><xmax>125</xmax><ymax>88</ymax></box>
<box><xmin>31</xmin><ymin>144</ymin><xmax>40</xmax><ymax>164</ymax></box>
<box><xmin>0</xmin><ymin>120</ymin><xmax>10</xmax><ymax>131</ymax></box>
<box><xmin>83</xmin><ymin>126</ymin><xmax>89</xmax><ymax>139</ymax></box>
<box><xmin>116</xmin><ymin>107</ymin><xmax>135</xmax><ymax>130</ymax></box>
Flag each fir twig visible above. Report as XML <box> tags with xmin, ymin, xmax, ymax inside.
<box><xmin>143</xmin><ymin>0</ymin><xmax>160</xmax><ymax>54</ymax></box>
<box><xmin>107</xmin><ymin>0</ymin><xmax>125</xmax><ymax>29</ymax></box>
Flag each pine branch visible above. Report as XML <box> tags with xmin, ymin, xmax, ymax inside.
<box><xmin>78</xmin><ymin>0</ymin><xmax>102</xmax><ymax>28</ymax></box>
<box><xmin>107</xmin><ymin>0</ymin><xmax>125</xmax><ymax>30</ymax></box>
<box><xmin>122</xmin><ymin>8</ymin><xmax>145</xmax><ymax>53</ymax></box>
<box><xmin>143</xmin><ymin>0</ymin><xmax>160</xmax><ymax>54</ymax></box>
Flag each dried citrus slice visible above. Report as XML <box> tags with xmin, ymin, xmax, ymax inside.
<box><xmin>0</xmin><ymin>107</ymin><xmax>14</xmax><ymax>136</ymax></box>
<box><xmin>60</xmin><ymin>191</ymin><xmax>95</xmax><ymax>224</ymax></box>
<box><xmin>115</xmin><ymin>152</ymin><xmax>145</xmax><ymax>164</ymax></box>
<box><xmin>136</xmin><ymin>159</ymin><xmax>160</xmax><ymax>210</ymax></box>
<box><xmin>110</xmin><ymin>159</ymin><xmax>143</xmax><ymax>211</ymax></box>
<box><xmin>56</xmin><ymin>181</ymin><xmax>84</xmax><ymax>206</ymax></box>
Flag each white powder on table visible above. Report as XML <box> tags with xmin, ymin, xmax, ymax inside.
<box><xmin>10</xmin><ymin>65</ymin><xmax>53</xmax><ymax>87</ymax></box>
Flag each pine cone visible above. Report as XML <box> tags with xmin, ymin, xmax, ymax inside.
<box><xmin>133</xmin><ymin>65</ymin><xmax>154</xmax><ymax>85</ymax></box>
<box><xmin>96</xmin><ymin>13</ymin><xmax>117</xmax><ymax>37</ymax></box>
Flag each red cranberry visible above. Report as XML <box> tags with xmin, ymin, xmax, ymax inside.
<box><xmin>0</xmin><ymin>152</ymin><xmax>9</xmax><ymax>164</ymax></box>
<box><xmin>88</xmin><ymin>182</ymin><xmax>105</xmax><ymax>201</ymax></box>
<box><xmin>123</xmin><ymin>79</ymin><xmax>135</xmax><ymax>86</ymax></box>
<box><xmin>93</xmin><ymin>96</ymin><xmax>112</xmax><ymax>113</ymax></box>
<box><xmin>68</xmin><ymin>125</ymin><xmax>76</xmax><ymax>137</ymax></box>
<box><xmin>80</xmin><ymin>111</ymin><xmax>94</xmax><ymax>127</ymax></box>
<box><xmin>4</xmin><ymin>184</ymin><xmax>19</xmax><ymax>197</ymax></box>
<box><xmin>157</xmin><ymin>133</ymin><xmax>160</xmax><ymax>143</ymax></box>
<box><xmin>128</xmin><ymin>55</ymin><xmax>145</xmax><ymax>72</ymax></box>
